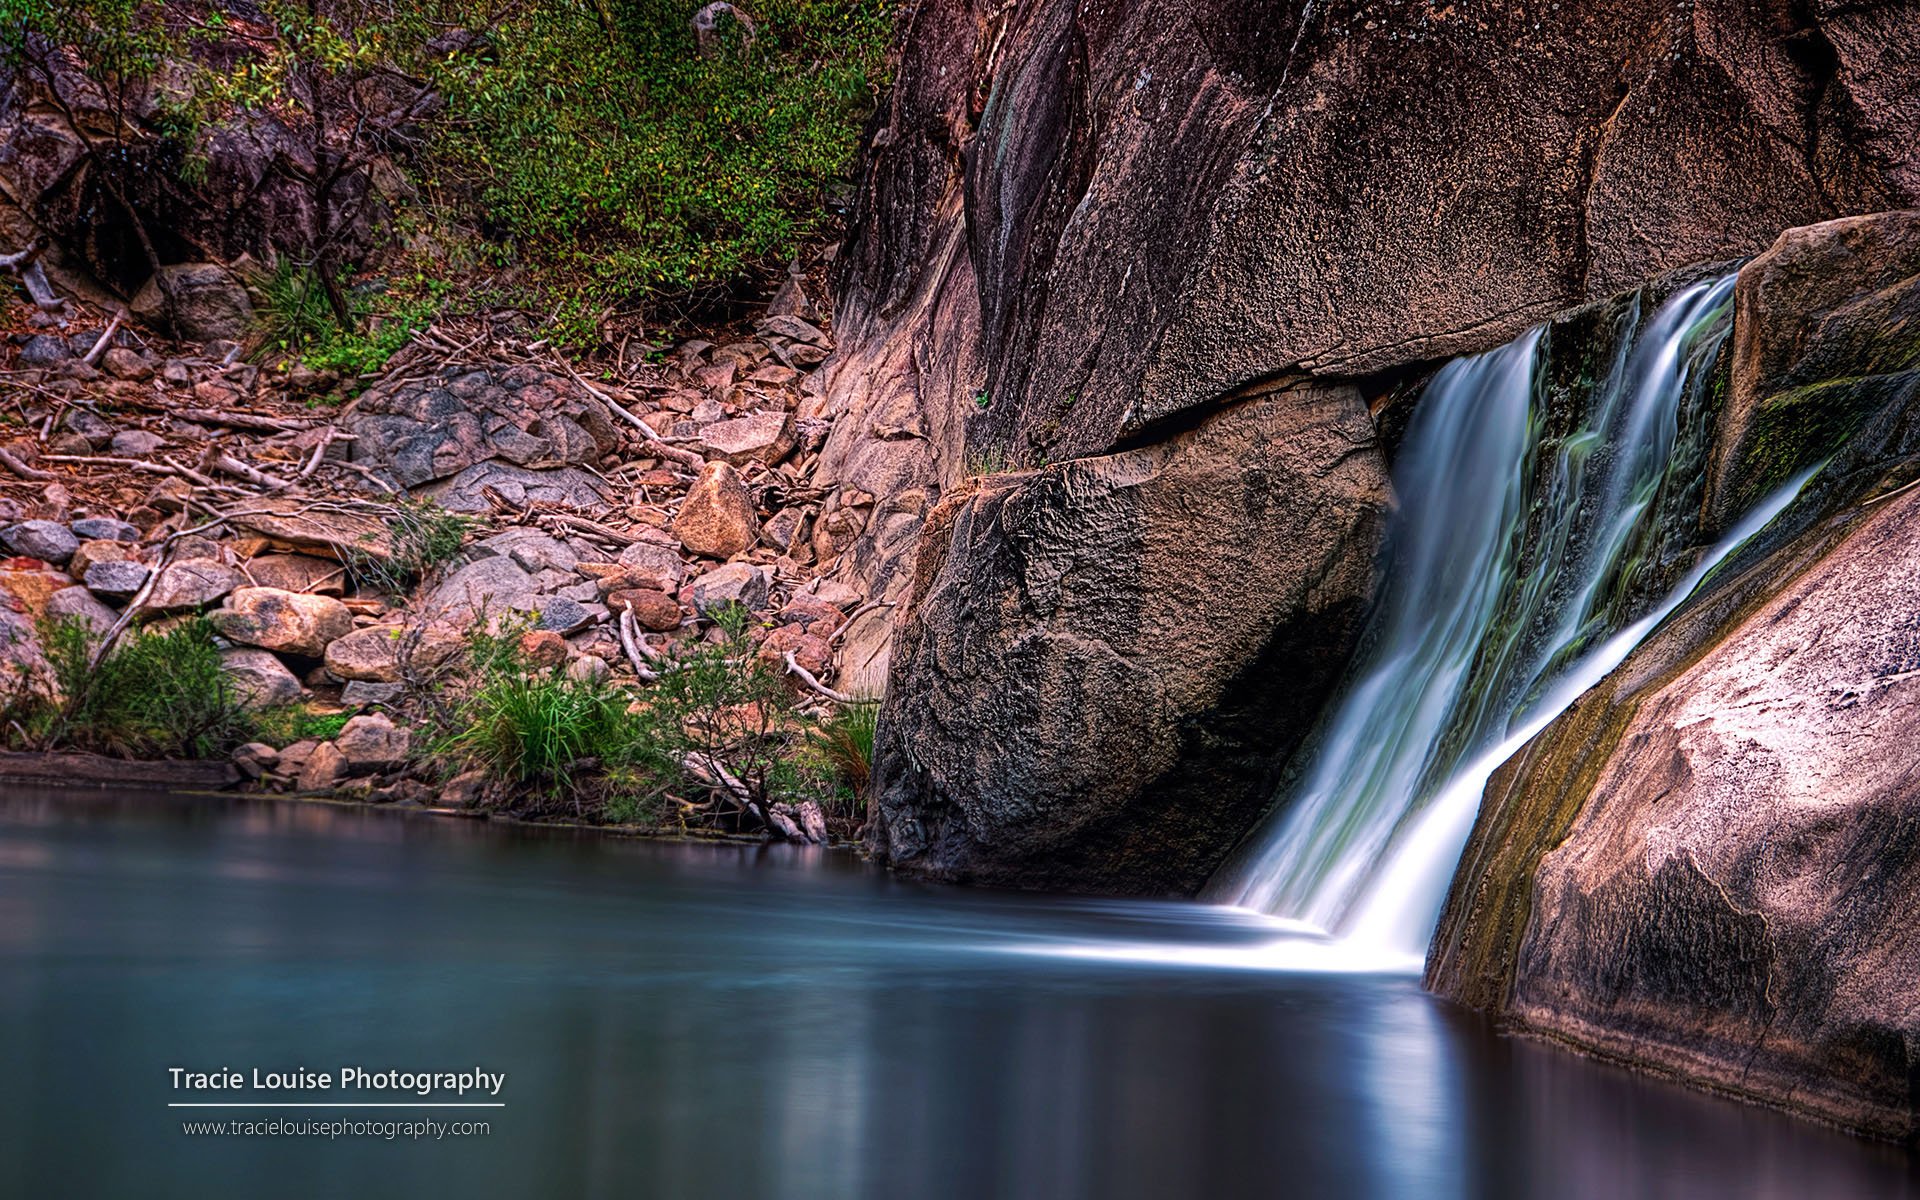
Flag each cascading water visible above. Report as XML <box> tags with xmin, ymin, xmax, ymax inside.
<box><xmin>1203</xmin><ymin>275</ymin><xmax>1802</xmax><ymax>959</ymax></box>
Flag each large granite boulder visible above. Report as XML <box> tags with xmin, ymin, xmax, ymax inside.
<box><xmin>1705</xmin><ymin>210</ymin><xmax>1920</xmax><ymax>529</ymax></box>
<box><xmin>869</xmin><ymin>381</ymin><xmax>1387</xmax><ymax>893</ymax></box>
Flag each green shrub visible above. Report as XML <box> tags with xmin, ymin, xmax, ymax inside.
<box><xmin>252</xmin><ymin>706</ymin><xmax>352</xmax><ymax>746</ymax></box>
<box><xmin>348</xmin><ymin>498</ymin><xmax>472</xmax><ymax>595</ymax></box>
<box><xmin>251</xmin><ymin>259</ymin><xmax>445</xmax><ymax>379</ymax></box>
<box><xmin>424</xmin><ymin>0</ymin><xmax>893</xmax><ymax>325</ymax></box>
<box><xmin>4</xmin><ymin>615</ymin><xmax>255</xmax><ymax>759</ymax></box>
<box><xmin>813</xmin><ymin>700</ymin><xmax>877</xmax><ymax>795</ymax></box>
<box><xmin>435</xmin><ymin>626</ymin><xmax>647</xmax><ymax>794</ymax></box>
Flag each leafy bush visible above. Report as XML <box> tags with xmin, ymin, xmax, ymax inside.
<box><xmin>251</xmin><ymin>706</ymin><xmax>352</xmax><ymax>745</ymax></box>
<box><xmin>251</xmin><ymin>260</ymin><xmax>445</xmax><ymax>379</ymax></box>
<box><xmin>424</xmin><ymin>0</ymin><xmax>893</xmax><ymax>322</ymax></box>
<box><xmin>2</xmin><ymin>616</ymin><xmax>255</xmax><ymax>759</ymax></box>
<box><xmin>423</xmin><ymin>607</ymin><xmax>837</xmax><ymax>831</ymax></box>
<box><xmin>442</xmin><ymin>661</ymin><xmax>637</xmax><ymax>788</ymax></box>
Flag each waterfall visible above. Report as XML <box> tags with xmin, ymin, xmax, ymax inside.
<box><xmin>1205</xmin><ymin>276</ymin><xmax>1777</xmax><ymax>955</ymax></box>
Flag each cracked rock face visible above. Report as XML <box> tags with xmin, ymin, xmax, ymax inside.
<box><xmin>868</xmin><ymin>382</ymin><xmax>1387</xmax><ymax>894</ymax></box>
<box><xmin>345</xmin><ymin>364</ymin><xmax>620</xmax><ymax>490</ymax></box>
<box><xmin>814</xmin><ymin>0</ymin><xmax>1920</xmax><ymax>642</ymax></box>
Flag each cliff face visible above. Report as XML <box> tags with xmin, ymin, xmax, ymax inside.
<box><xmin>823</xmin><ymin>0</ymin><xmax>1920</xmax><ymax>890</ymax></box>
<box><xmin>1427</xmin><ymin>211</ymin><xmax>1920</xmax><ymax>1140</ymax></box>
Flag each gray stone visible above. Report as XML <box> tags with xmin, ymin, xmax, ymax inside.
<box><xmin>83</xmin><ymin>559</ymin><xmax>150</xmax><ymax>601</ymax></box>
<box><xmin>616</xmin><ymin>541</ymin><xmax>690</xmax><ymax>588</ymax></box>
<box><xmin>70</xmin><ymin>517</ymin><xmax>139</xmax><ymax>542</ymax></box>
<box><xmin>143</xmin><ymin>561</ymin><xmax>244</xmax><ymax>612</ymax></box>
<box><xmin>322</xmin><ymin>624</ymin><xmax>406</xmax><ymax>682</ymax></box>
<box><xmin>1</xmin><ymin>520</ymin><xmax>77</xmax><ymax>565</ymax></box>
<box><xmin>506</xmin><ymin>594</ymin><xmax>594</xmax><ymax>635</ymax></box>
<box><xmin>340</xmin><ymin>680</ymin><xmax>404</xmax><ymax>708</ymax></box>
<box><xmin>63</xmin><ymin>410</ymin><xmax>114</xmax><ymax>448</ymax></box>
<box><xmin>566</xmin><ymin>655</ymin><xmax>609</xmax><ymax>684</ymax></box>
<box><xmin>335</xmin><ymin>713</ymin><xmax>410</xmax><ymax>773</ymax></box>
<box><xmin>130</xmin><ymin>264</ymin><xmax>254</xmax><ymax>341</ymax></box>
<box><xmin>689</xmin><ymin>562</ymin><xmax>770</xmax><ymax>615</ymax></box>
<box><xmin>426</xmin><ymin>555</ymin><xmax>535</xmax><ymax>619</ymax></box>
<box><xmin>108</xmin><ymin>430</ymin><xmax>165</xmax><ymax>457</ymax></box>
<box><xmin>475</xmin><ymin>528</ymin><xmax>579</xmax><ymax>574</ymax></box>
<box><xmin>421</xmin><ymin>461</ymin><xmax>612</xmax><ymax>514</ymax></box>
<box><xmin>16</xmin><ymin>334</ymin><xmax>69</xmax><ymax>366</ymax></box>
<box><xmin>45</xmin><ymin>586</ymin><xmax>118</xmax><ymax>636</ymax></box>
<box><xmin>220</xmin><ymin>647</ymin><xmax>305</xmax><ymax>708</ymax></box>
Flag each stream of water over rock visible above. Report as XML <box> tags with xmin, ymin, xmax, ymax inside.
<box><xmin>1206</xmin><ymin>276</ymin><xmax>1809</xmax><ymax>958</ymax></box>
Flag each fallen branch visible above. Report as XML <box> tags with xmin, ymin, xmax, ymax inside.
<box><xmin>213</xmin><ymin>453</ymin><xmax>287</xmax><ymax>491</ymax></box>
<box><xmin>297</xmin><ymin>427</ymin><xmax>337</xmax><ymax>480</ymax></box>
<box><xmin>0</xmin><ymin>242</ymin><xmax>61</xmax><ymax>311</ymax></box>
<box><xmin>828</xmin><ymin>598</ymin><xmax>894</xmax><ymax>647</ymax></box>
<box><xmin>617</xmin><ymin>608</ymin><xmax>661</xmax><ymax>682</ymax></box>
<box><xmin>42</xmin><ymin>453</ymin><xmax>196</xmax><ymax>479</ymax></box>
<box><xmin>551</xmin><ymin>354</ymin><xmax>706</xmax><ymax>470</ymax></box>
<box><xmin>173</xmin><ymin>408</ymin><xmax>319</xmax><ymax>434</ymax></box>
<box><xmin>0</xmin><ymin>446</ymin><xmax>53</xmax><ymax>481</ymax></box>
<box><xmin>783</xmin><ymin>650</ymin><xmax>858</xmax><ymax>704</ymax></box>
<box><xmin>80</xmin><ymin>312</ymin><xmax>124</xmax><ymax>366</ymax></box>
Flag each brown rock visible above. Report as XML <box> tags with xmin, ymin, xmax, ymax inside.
<box><xmin>673</xmin><ymin>462</ymin><xmax>758</xmax><ymax>559</ymax></box>
<box><xmin>0</xmin><ymin>566</ymin><xmax>77</xmax><ymax>617</ymax></box>
<box><xmin>517</xmin><ymin>629</ymin><xmax>569</xmax><ymax>668</ymax></box>
<box><xmin>697</xmin><ymin>411</ymin><xmax>795</xmax><ymax>466</ymax></box>
<box><xmin>244</xmin><ymin>553</ymin><xmax>349</xmax><ymax>596</ymax></box>
<box><xmin>759</xmin><ymin>623</ymin><xmax>832</xmax><ymax>676</ymax></box>
<box><xmin>334</xmin><ymin>713</ymin><xmax>411</xmax><ymax>774</ymax></box>
<box><xmin>101</xmin><ymin>347</ymin><xmax>153</xmax><ymax>382</ymax></box>
<box><xmin>297</xmin><ymin>741</ymin><xmax>347</xmax><ymax>791</ymax></box>
<box><xmin>777</xmin><ymin>595</ymin><xmax>845</xmax><ymax>637</ymax></box>
<box><xmin>209</xmin><ymin>588</ymin><xmax>353</xmax><ymax>657</ymax></box>
<box><xmin>1435</xmin><ymin>484</ymin><xmax>1920</xmax><ymax>1141</ymax></box>
<box><xmin>323</xmin><ymin>624</ymin><xmax>457</xmax><ymax>683</ymax></box>
<box><xmin>607</xmin><ymin>588</ymin><xmax>683</xmax><ymax>632</ymax></box>
<box><xmin>142</xmin><ymin>560</ymin><xmax>243</xmax><ymax>612</ymax></box>
<box><xmin>1707</xmin><ymin>211</ymin><xmax>1920</xmax><ymax>528</ymax></box>
<box><xmin>869</xmin><ymin>382</ymin><xmax>1387</xmax><ymax>894</ymax></box>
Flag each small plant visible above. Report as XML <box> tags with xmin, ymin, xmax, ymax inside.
<box><xmin>433</xmin><ymin>624</ymin><xmax>655</xmax><ymax>807</ymax></box>
<box><xmin>348</xmin><ymin>498</ymin><xmax>472</xmax><ymax>594</ymax></box>
<box><xmin>964</xmin><ymin>448</ymin><xmax>1009</xmax><ymax>477</ymax></box>
<box><xmin>813</xmin><ymin>700</ymin><xmax>878</xmax><ymax>800</ymax></box>
<box><xmin>252</xmin><ymin>706</ymin><xmax>352</xmax><ymax>746</ymax></box>
<box><xmin>3</xmin><ymin>615</ymin><xmax>255</xmax><ymax>759</ymax></box>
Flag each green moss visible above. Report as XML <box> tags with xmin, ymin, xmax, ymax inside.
<box><xmin>1739</xmin><ymin>373</ymin><xmax>1914</xmax><ymax>500</ymax></box>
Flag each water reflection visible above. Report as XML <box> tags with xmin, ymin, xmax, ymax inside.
<box><xmin>0</xmin><ymin>790</ymin><xmax>1911</xmax><ymax>1199</ymax></box>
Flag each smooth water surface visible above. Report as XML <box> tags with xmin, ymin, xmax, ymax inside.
<box><xmin>0</xmin><ymin>790</ymin><xmax>1912</xmax><ymax>1199</ymax></box>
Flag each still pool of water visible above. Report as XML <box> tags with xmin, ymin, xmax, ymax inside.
<box><xmin>0</xmin><ymin>789</ymin><xmax>1911</xmax><ymax>1199</ymax></box>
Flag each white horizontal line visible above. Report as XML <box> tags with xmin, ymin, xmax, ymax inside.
<box><xmin>166</xmin><ymin>1103</ymin><xmax>505</xmax><ymax>1108</ymax></box>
